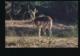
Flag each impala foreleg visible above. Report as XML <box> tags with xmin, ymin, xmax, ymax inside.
<box><xmin>38</xmin><ymin>27</ymin><xmax>41</xmax><ymax>37</ymax></box>
<box><xmin>42</xmin><ymin>29</ymin><xmax>46</xmax><ymax>36</ymax></box>
<box><xmin>49</xmin><ymin>28</ymin><xmax>52</xmax><ymax>37</ymax></box>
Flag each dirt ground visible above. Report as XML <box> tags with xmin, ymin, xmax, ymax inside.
<box><xmin>5</xmin><ymin>36</ymin><xmax>78</xmax><ymax>48</ymax></box>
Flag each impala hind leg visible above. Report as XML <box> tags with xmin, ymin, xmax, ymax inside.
<box><xmin>42</xmin><ymin>29</ymin><xmax>46</xmax><ymax>36</ymax></box>
<box><xmin>49</xmin><ymin>29</ymin><xmax>52</xmax><ymax>37</ymax></box>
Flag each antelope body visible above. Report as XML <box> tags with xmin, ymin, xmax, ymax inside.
<box><xmin>33</xmin><ymin>16</ymin><xmax>53</xmax><ymax>37</ymax></box>
<box><xmin>28</xmin><ymin>8</ymin><xmax>53</xmax><ymax>37</ymax></box>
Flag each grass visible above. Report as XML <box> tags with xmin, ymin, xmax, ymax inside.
<box><xmin>5</xmin><ymin>20</ymin><xmax>78</xmax><ymax>48</ymax></box>
<box><xmin>5</xmin><ymin>36</ymin><xmax>78</xmax><ymax>48</ymax></box>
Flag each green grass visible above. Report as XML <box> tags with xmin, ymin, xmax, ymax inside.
<box><xmin>5</xmin><ymin>20</ymin><xmax>78</xmax><ymax>37</ymax></box>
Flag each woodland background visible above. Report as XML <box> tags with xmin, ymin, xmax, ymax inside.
<box><xmin>5</xmin><ymin>1</ymin><xmax>78</xmax><ymax>25</ymax></box>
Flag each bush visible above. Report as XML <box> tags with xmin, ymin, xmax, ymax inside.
<box><xmin>5</xmin><ymin>25</ymin><xmax>78</xmax><ymax>37</ymax></box>
<box><xmin>52</xmin><ymin>25</ymin><xmax>78</xmax><ymax>37</ymax></box>
<box><xmin>70</xmin><ymin>25</ymin><xmax>78</xmax><ymax>37</ymax></box>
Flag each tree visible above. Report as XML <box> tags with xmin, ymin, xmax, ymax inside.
<box><xmin>5</xmin><ymin>1</ymin><xmax>78</xmax><ymax>25</ymax></box>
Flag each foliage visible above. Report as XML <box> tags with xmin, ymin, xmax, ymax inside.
<box><xmin>6</xmin><ymin>25</ymin><xmax>78</xmax><ymax>37</ymax></box>
<box><xmin>5</xmin><ymin>1</ymin><xmax>78</xmax><ymax>24</ymax></box>
<box><xmin>52</xmin><ymin>25</ymin><xmax>78</xmax><ymax>37</ymax></box>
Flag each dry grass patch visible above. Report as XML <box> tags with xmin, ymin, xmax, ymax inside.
<box><xmin>5</xmin><ymin>36</ymin><xmax>78</xmax><ymax>48</ymax></box>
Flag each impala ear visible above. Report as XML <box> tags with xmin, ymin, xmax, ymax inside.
<box><xmin>34</xmin><ymin>8</ymin><xmax>38</xmax><ymax>13</ymax></box>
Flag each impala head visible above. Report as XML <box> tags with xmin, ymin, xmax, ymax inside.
<box><xmin>28</xmin><ymin>8</ymin><xmax>38</xmax><ymax>20</ymax></box>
